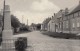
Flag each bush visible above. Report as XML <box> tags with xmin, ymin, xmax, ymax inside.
<box><xmin>15</xmin><ymin>37</ymin><xmax>27</xmax><ymax>51</ymax></box>
<box><xmin>43</xmin><ymin>32</ymin><xmax>76</xmax><ymax>39</ymax></box>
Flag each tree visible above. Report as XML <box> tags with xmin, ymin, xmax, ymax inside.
<box><xmin>11</xmin><ymin>15</ymin><xmax>20</xmax><ymax>28</ymax></box>
<box><xmin>36</xmin><ymin>24</ymin><xmax>41</xmax><ymax>30</ymax></box>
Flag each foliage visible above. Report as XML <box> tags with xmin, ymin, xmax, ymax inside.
<box><xmin>20</xmin><ymin>23</ymin><xmax>29</xmax><ymax>31</ymax></box>
<box><xmin>11</xmin><ymin>15</ymin><xmax>20</xmax><ymax>28</ymax></box>
<box><xmin>36</xmin><ymin>24</ymin><xmax>41</xmax><ymax>30</ymax></box>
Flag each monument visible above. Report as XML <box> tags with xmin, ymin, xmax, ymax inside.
<box><xmin>2</xmin><ymin>4</ymin><xmax>15</xmax><ymax>51</ymax></box>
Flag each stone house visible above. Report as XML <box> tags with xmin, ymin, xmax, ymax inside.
<box><xmin>64</xmin><ymin>2</ymin><xmax>80</xmax><ymax>34</ymax></box>
<box><xmin>53</xmin><ymin>1</ymin><xmax>80</xmax><ymax>34</ymax></box>
<box><xmin>55</xmin><ymin>10</ymin><xmax>65</xmax><ymax>33</ymax></box>
<box><xmin>43</xmin><ymin>1</ymin><xmax>80</xmax><ymax>34</ymax></box>
<box><xmin>62</xmin><ymin>8</ymin><xmax>69</xmax><ymax>33</ymax></box>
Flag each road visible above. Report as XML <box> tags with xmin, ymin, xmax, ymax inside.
<box><xmin>14</xmin><ymin>31</ymin><xmax>80</xmax><ymax>51</ymax></box>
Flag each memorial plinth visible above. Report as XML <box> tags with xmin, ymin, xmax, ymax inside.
<box><xmin>2</xmin><ymin>5</ymin><xmax>15</xmax><ymax>51</ymax></box>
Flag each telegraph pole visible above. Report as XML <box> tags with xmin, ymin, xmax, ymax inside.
<box><xmin>27</xmin><ymin>19</ymin><xmax>28</xmax><ymax>26</ymax></box>
<box><xmin>22</xmin><ymin>15</ymin><xmax>24</xmax><ymax>23</ymax></box>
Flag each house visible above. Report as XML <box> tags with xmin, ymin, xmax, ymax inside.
<box><xmin>29</xmin><ymin>23</ymin><xmax>37</xmax><ymax>31</ymax></box>
<box><xmin>64</xmin><ymin>1</ymin><xmax>80</xmax><ymax>34</ymax></box>
<box><xmin>48</xmin><ymin>16</ymin><xmax>56</xmax><ymax>32</ymax></box>
<box><xmin>62</xmin><ymin>8</ymin><xmax>70</xmax><ymax>33</ymax></box>
<box><xmin>54</xmin><ymin>10</ymin><xmax>65</xmax><ymax>33</ymax></box>
<box><xmin>50</xmin><ymin>1</ymin><xmax>80</xmax><ymax>34</ymax></box>
<box><xmin>42</xmin><ymin>1</ymin><xmax>80</xmax><ymax>34</ymax></box>
<box><xmin>41</xmin><ymin>18</ymin><xmax>51</xmax><ymax>31</ymax></box>
<box><xmin>47</xmin><ymin>10</ymin><xmax>65</xmax><ymax>33</ymax></box>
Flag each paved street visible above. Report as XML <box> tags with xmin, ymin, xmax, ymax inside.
<box><xmin>14</xmin><ymin>31</ymin><xmax>80</xmax><ymax>51</ymax></box>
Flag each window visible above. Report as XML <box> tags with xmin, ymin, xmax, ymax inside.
<box><xmin>76</xmin><ymin>17</ymin><xmax>80</xmax><ymax>27</ymax></box>
<box><xmin>72</xmin><ymin>23</ymin><xmax>75</xmax><ymax>28</ymax></box>
<box><xmin>63</xmin><ymin>21</ymin><xmax>65</xmax><ymax>29</ymax></box>
<box><xmin>70</xmin><ymin>14</ymin><xmax>73</xmax><ymax>19</ymax></box>
<box><xmin>66</xmin><ymin>21</ymin><xmax>68</xmax><ymax>28</ymax></box>
<box><xmin>60</xmin><ymin>22</ymin><xmax>62</xmax><ymax>28</ymax></box>
<box><xmin>63</xmin><ymin>17</ymin><xmax>66</xmax><ymax>20</ymax></box>
<box><xmin>77</xmin><ymin>22</ymin><xmax>80</xmax><ymax>27</ymax></box>
<box><xmin>66</xmin><ymin>16</ymin><xmax>69</xmax><ymax>20</ymax></box>
<box><xmin>74</xmin><ymin>12</ymin><xmax>78</xmax><ymax>17</ymax></box>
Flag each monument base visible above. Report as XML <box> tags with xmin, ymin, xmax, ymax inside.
<box><xmin>2</xmin><ymin>30</ymin><xmax>15</xmax><ymax>51</ymax></box>
<box><xmin>2</xmin><ymin>30</ymin><xmax>13</xmax><ymax>39</ymax></box>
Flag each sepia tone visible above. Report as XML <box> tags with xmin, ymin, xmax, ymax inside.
<box><xmin>0</xmin><ymin>0</ymin><xmax>80</xmax><ymax>51</ymax></box>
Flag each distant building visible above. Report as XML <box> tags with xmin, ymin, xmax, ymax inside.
<box><xmin>29</xmin><ymin>23</ymin><xmax>37</xmax><ymax>31</ymax></box>
<box><xmin>41</xmin><ymin>18</ymin><xmax>51</xmax><ymax>31</ymax></box>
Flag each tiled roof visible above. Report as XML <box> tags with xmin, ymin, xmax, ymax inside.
<box><xmin>69</xmin><ymin>4</ymin><xmax>80</xmax><ymax>14</ymax></box>
<box><xmin>43</xmin><ymin>18</ymin><xmax>51</xmax><ymax>24</ymax></box>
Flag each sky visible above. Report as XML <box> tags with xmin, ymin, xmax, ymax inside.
<box><xmin>0</xmin><ymin>0</ymin><xmax>79</xmax><ymax>25</ymax></box>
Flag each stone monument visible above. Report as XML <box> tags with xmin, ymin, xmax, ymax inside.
<box><xmin>2</xmin><ymin>5</ymin><xmax>15</xmax><ymax>51</ymax></box>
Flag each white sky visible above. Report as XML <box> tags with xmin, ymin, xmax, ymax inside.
<box><xmin>0</xmin><ymin>0</ymin><xmax>79</xmax><ymax>25</ymax></box>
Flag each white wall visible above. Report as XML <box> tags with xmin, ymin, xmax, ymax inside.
<box><xmin>48</xmin><ymin>20</ymin><xmax>55</xmax><ymax>32</ymax></box>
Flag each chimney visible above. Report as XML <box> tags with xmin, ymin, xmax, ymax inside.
<box><xmin>52</xmin><ymin>16</ymin><xmax>53</xmax><ymax>19</ymax></box>
<box><xmin>65</xmin><ymin>8</ymin><xmax>68</xmax><ymax>15</ymax></box>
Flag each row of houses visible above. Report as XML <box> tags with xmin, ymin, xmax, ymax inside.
<box><xmin>41</xmin><ymin>1</ymin><xmax>80</xmax><ymax>34</ymax></box>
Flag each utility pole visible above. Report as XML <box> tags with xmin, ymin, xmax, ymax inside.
<box><xmin>27</xmin><ymin>19</ymin><xmax>28</xmax><ymax>26</ymax></box>
<box><xmin>22</xmin><ymin>15</ymin><xmax>24</xmax><ymax>23</ymax></box>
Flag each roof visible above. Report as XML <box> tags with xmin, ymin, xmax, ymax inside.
<box><xmin>55</xmin><ymin>10</ymin><xmax>65</xmax><ymax>18</ymax></box>
<box><xmin>69</xmin><ymin>3</ymin><xmax>80</xmax><ymax>14</ymax></box>
<box><xmin>43</xmin><ymin>18</ymin><xmax>51</xmax><ymax>24</ymax></box>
